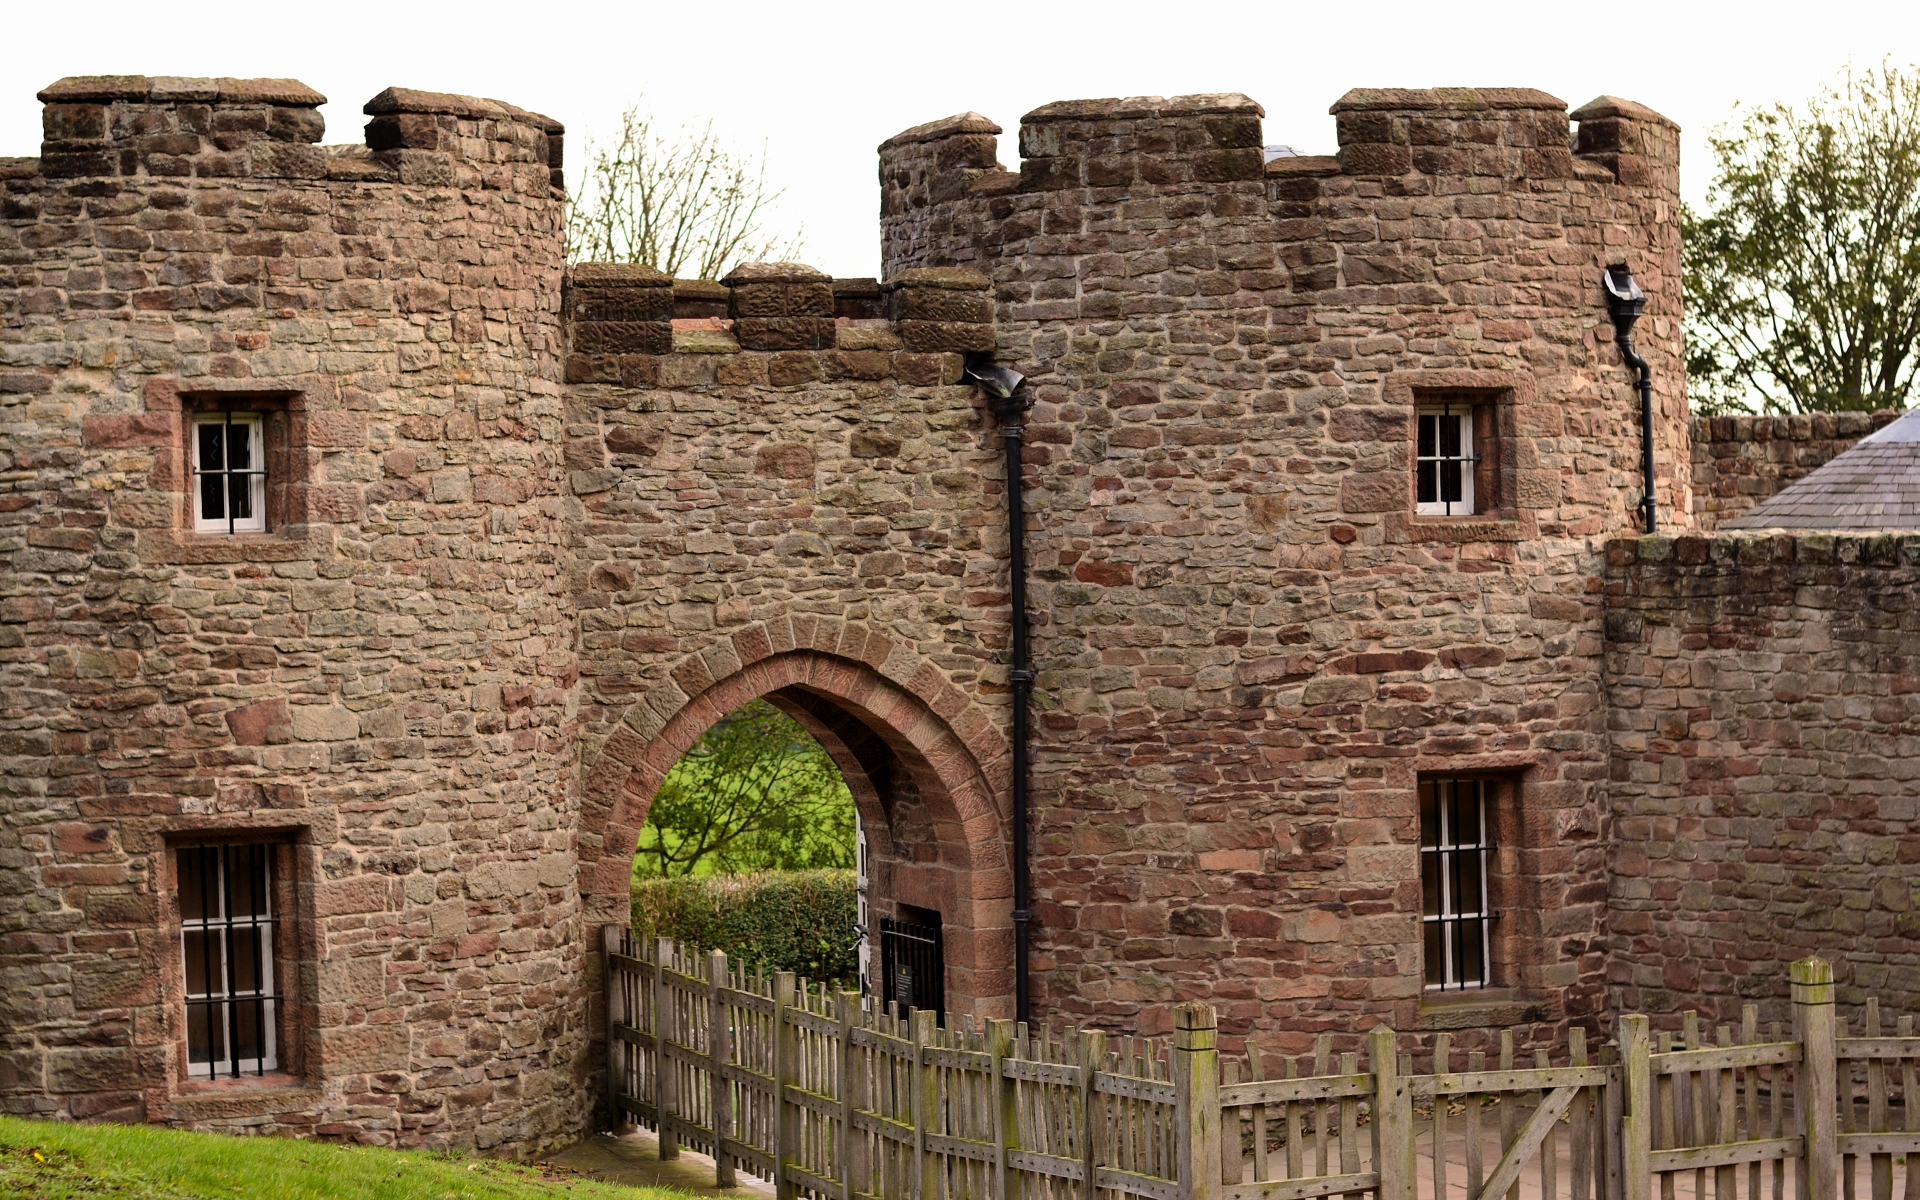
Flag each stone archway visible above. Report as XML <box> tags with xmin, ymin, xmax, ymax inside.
<box><xmin>578</xmin><ymin>617</ymin><xmax>1015</xmax><ymax>1016</ymax></box>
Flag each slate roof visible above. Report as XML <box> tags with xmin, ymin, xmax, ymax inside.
<box><xmin>1724</xmin><ymin>408</ymin><xmax>1920</xmax><ymax>531</ymax></box>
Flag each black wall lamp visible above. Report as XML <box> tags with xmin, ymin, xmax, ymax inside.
<box><xmin>1604</xmin><ymin>264</ymin><xmax>1656</xmax><ymax>533</ymax></box>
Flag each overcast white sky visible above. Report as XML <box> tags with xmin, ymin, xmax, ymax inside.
<box><xmin>5</xmin><ymin>0</ymin><xmax>1917</xmax><ymax>278</ymax></box>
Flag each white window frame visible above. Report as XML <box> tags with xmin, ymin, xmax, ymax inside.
<box><xmin>1420</xmin><ymin>777</ymin><xmax>1494</xmax><ymax>991</ymax></box>
<box><xmin>190</xmin><ymin>412</ymin><xmax>267</xmax><ymax>534</ymax></box>
<box><xmin>1415</xmin><ymin>402</ymin><xmax>1476</xmax><ymax>516</ymax></box>
<box><xmin>178</xmin><ymin>844</ymin><xmax>281</xmax><ymax>1079</ymax></box>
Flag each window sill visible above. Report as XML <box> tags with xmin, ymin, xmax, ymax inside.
<box><xmin>1418</xmin><ymin>990</ymin><xmax>1549</xmax><ymax>1030</ymax></box>
<box><xmin>1386</xmin><ymin>510</ymin><xmax>1537</xmax><ymax>545</ymax></box>
<box><xmin>167</xmin><ymin>1074</ymin><xmax>321</xmax><ymax>1119</ymax></box>
<box><xmin>135</xmin><ymin>525</ymin><xmax>334</xmax><ymax>565</ymax></box>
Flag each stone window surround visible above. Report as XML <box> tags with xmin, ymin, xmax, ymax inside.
<box><xmin>137</xmin><ymin>377</ymin><xmax>332</xmax><ymax>566</ymax></box>
<box><xmin>155</xmin><ymin>824</ymin><xmax>315</xmax><ymax>1101</ymax></box>
<box><xmin>1409</xmin><ymin>754</ymin><xmax>1558</xmax><ymax>1030</ymax></box>
<box><xmin>1385</xmin><ymin>369</ymin><xmax>1540</xmax><ymax>545</ymax></box>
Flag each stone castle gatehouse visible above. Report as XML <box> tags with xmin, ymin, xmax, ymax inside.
<box><xmin>4</xmin><ymin>73</ymin><xmax>1918</xmax><ymax>1155</ymax></box>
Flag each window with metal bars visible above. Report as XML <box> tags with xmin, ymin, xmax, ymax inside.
<box><xmin>191</xmin><ymin>412</ymin><xmax>267</xmax><ymax>534</ymax></box>
<box><xmin>1420</xmin><ymin>777</ymin><xmax>1494</xmax><ymax>990</ymax></box>
<box><xmin>1416</xmin><ymin>401</ymin><xmax>1477</xmax><ymax>515</ymax></box>
<box><xmin>177</xmin><ymin>844</ymin><xmax>282</xmax><ymax>1078</ymax></box>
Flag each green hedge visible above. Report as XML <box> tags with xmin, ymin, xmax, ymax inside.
<box><xmin>631</xmin><ymin>869</ymin><xmax>858</xmax><ymax>984</ymax></box>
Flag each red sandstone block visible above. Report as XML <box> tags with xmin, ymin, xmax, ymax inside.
<box><xmin>82</xmin><ymin>412</ymin><xmax>175</xmax><ymax>448</ymax></box>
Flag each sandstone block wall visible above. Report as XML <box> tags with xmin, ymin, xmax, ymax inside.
<box><xmin>559</xmin><ymin>261</ymin><xmax>1023</xmax><ymax>1012</ymax></box>
<box><xmin>1690</xmin><ymin>410</ymin><xmax>1899</xmax><ymax>531</ymax></box>
<box><xmin>0</xmin><ymin>77</ymin><xmax>584</xmax><ymax>1150</ymax></box>
<box><xmin>1604</xmin><ymin>533</ymin><xmax>1920</xmax><ymax>1027</ymax></box>
<box><xmin>877</xmin><ymin>87</ymin><xmax>1685</xmax><ymax>1050</ymax></box>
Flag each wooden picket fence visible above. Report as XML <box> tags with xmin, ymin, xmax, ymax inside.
<box><xmin>603</xmin><ymin>933</ymin><xmax>1917</xmax><ymax>1200</ymax></box>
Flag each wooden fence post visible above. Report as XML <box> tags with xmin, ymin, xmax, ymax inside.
<box><xmin>988</xmin><ymin>1018</ymin><xmax>1016</xmax><ymax>1200</ymax></box>
<box><xmin>602</xmin><ymin>925</ymin><xmax>622</xmax><ymax>1131</ymax></box>
<box><xmin>1080</xmin><ymin>1028</ymin><xmax>1107</xmax><ymax>1200</ymax></box>
<box><xmin>774</xmin><ymin>970</ymin><xmax>797</xmax><ymax>1200</ymax></box>
<box><xmin>1620</xmin><ymin>1014</ymin><xmax>1651</xmax><ymax>1200</ymax></box>
<box><xmin>840</xmin><ymin>991</ymin><xmax>863</xmax><ymax>1200</ymax></box>
<box><xmin>656</xmin><ymin>937</ymin><xmax>678</xmax><ymax>1159</ymax></box>
<box><xmin>1174</xmin><ymin>1001</ymin><xmax>1221</xmax><ymax>1200</ymax></box>
<box><xmin>709</xmin><ymin>949</ymin><xmax>735</xmax><ymax>1187</ymax></box>
<box><xmin>1794</xmin><ymin>957</ymin><xmax>1838</xmax><ymax>1200</ymax></box>
<box><xmin>1371</xmin><ymin>1027</ymin><xmax>1412</xmax><ymax>1200</ymax></box>
<box><xmin>911</xmin><ymin>1008</ymin><xmax>937</xmax><ymax>1200</ymax></box>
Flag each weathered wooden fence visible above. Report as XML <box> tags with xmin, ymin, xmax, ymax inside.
<box><xmin>603</xmin><ymin>933</ymin><xmax>1915</xmax><ymax>1200</ymax></box>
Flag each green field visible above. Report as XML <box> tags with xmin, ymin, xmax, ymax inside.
<box><xmin>0</xmin><ymin>1114</ymin><xmax>685</xmax><ymax>1200</ymax></box>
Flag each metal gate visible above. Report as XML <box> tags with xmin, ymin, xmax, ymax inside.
<box><xmin>878</xmin><ymin>915</ymin><xmax>943</xmax><ymax>1015</ymax></box>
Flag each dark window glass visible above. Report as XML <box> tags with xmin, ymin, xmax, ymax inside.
<box><xmin>1419</xmin><ymin>778</ymin><xmax>1494</xmax><ymax>989</ymax></box>
<box><xmin>177</xmin><ymin>844</ymin><xmax>282</xmax><ymax>1078</ymax></box>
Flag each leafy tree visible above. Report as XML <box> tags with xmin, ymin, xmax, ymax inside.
<box><xmin>634</xmin><ymin>699</ymin><xmax>856</xmax><ymax>877</ymax></box>
<box><xmin>1685</xmin><ymin>63</ymin><xmax>1920</xmax><ymax>414</ymax></box>
<box><xmin>565</xmin><ymin>105</ymin><xmax>805</xmax><ymax>278</ymax></box>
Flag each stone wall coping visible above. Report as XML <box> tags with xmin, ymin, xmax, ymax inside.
<box><xmin>1691</xmin><ymin>409</ymin><xmax>1898</xmax><ymax>443</ymax></box>
<box><xmin>362</xmin><ymin>86</ymin><xmax>563</xmax><ymax>133</ymax></box>
<box><xmin>673</xmin><ymin>279</ymin><xmax>731</xmax><ymax>302</ymax></box>
<box><xmin>1607</xmin><ymin>529</ymin><xmax>1920</xmax><ymax>567</ymax></box>
<box><xmin>1022</xmin><ymin>93</ymin><xmax>1263</xmax><ymax>123</ymax></box>
<box><xmin>879</xmin><ymin>111</ymin><xmax>1002</xmax><ymax>151</ymax></box>
<box><xmin>1266</xmin><ymin>155</ymin><xmax>1342</xmax><ymax>178</ymax></box>
<box><xmin>1570</xmin><ymin>95</ymin><xmax>1680</xmax><ymax>130</ymax></box>
<box><xmin>880</xmin><ymin>268</ymin><xmax>990</xmax><ymax>292</ymax></box>
<box><xmin>39</xmin><ymin>75</ymin><xmax>326</xmax><ymax>106</ymax></box>
<box><xmin>1330</xmin><ymin>87</ymin><xmax>1566</xmax><ymax>114</ymax></box>
<box><xmin>0</xmin><ymin>157</ymin><xmax>38</xmax><ymax>180</ymax></box>
<box><xmin>572</xmin><ymin>263</ymin><xmax>671</xmax><ymax>288</ymax></box>
<box><xmin>723</xmin><ymin>262</ymin><xmax>831</xmax><ymax>284</ymax></box>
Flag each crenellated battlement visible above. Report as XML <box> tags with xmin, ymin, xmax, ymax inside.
<box><xmin>561</xmin><ymin>261</ymin><xmax>993</xmax><ymax>392</ymax></box>
<box><xmin>13</xmin><ymin>75</ymin><xmax>563</xmax><ymax>193</ymax></box>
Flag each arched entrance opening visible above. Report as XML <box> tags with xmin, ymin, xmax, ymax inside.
<box><xmin>580</xmin><ymin>640</ymin><xmax>1013</xmax><ymax>1018</ymax></box>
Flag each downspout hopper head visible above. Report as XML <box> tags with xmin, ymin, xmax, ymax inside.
<box><xmin>1603</xmin><ymin>263</ymin><xmax>1646</xmax><ymax>338</ymax></box>
<box><xmin>964</xmin><ymin>352</ymin><xmax>1029</xmax><ymax>416</ymax></box>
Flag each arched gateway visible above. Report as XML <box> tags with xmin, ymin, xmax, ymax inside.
<box><xmin>577</xmin><ymin>627</ymin><xmax>1014</xmax><ymax>1014</ymax></box>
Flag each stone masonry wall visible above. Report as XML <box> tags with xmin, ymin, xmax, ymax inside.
<box><xmin>561</xmin><ymin>261</ymin><xmax>1022</xmax><ymax>1013</ymax></box>
<box><xmin>1690</xmin><ymin>410</ymin><xmax>1899</xmax><ymax>531</ymax></box>
<box><xmin>877</xmin><ymin>89</ymin><xmax>1686</xmax><ymax>1053</ymax></box>
<box><xmin>1604</xmin><ymin>533</ymin><xmax>1920</xmax><ymax>1029</ymax></box>
<box><xmin>0</xmin><ymin>77</ymin><xmax>586</xmax><ymax>1151</ymax></box>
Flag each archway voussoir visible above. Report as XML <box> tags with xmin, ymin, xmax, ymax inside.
<box><xmin>701</xmin><ymin>640</ymin><xmax>744</xmax><ymax>686</ymax></box>
<box><xmin>671</xmin><ymin>653</ymin><xmax>716</xmax><ymax>699</ymax></box>
<box><xmin>732</xmin><ymin>623</ymin><xmax>774</xmax><ymax>666</ymax></box>
<box><xmin>879</xmin><ymin>644</ymin><xmax>922</xmax><ymax>687</ymax></box>
<box><xmin>642</xmin><ymin>678</ymin><xmax>691</xmax><ymax>727</ymax></box>
<box><xmin>790</xmin><ymin>613</ymin><xmax>819</xmax><ymax>651</ymax></box>
<box><xmin>833</xmin><ymin>619</ymin><xmax>866</xmax><ymax>661</ymax></box>
<box><xmin>622</xmin><ymin>699</ymin><xmax>668</xmax><ymax>744</ymax></box>
<box><xmin>812</xmin><ymin>616</ymin><xmax>846</xmax><ymax>654</ymax></box>
<box><xmin>764</xmin><ymin>615</ymin><xmax>797</xmax><ymax>654</ymax></box>
<box><xmin>858</xmin><ymin>629</ymin><xmax>894</xmax><ymax>670</ymax></box>
<box><xmin>601</xmin><ymin>726</ymin><xmax>649</xmax><ymax>769</ymax></box>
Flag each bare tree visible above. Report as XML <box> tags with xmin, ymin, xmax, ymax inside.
<box><xmin>1686</xmin><ymin>63</ymin><xmax>1920</xmax><ymax>413</ymax></box>
<box><xmin>565</xmin><ymin>105</ymin><xmax>805</xmax><ymax>278</ymax></box>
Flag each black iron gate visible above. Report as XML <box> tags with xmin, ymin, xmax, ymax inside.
<box><xmin>878</xmin><ymin>916</ymin><xmax>943</xmax><ymax>1016</ymax></box>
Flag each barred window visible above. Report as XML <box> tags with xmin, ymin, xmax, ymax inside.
<box><xmin>1416</xmin><ymin>402</ymin><xmax>1477</xmax><ymax>516</ymax></box>
<box><xmin>1420</xmin><ymin>778</ymin><xmax>1493</xmax><ymax>990</ymax></box>
<box><xmin>191</xmin><ymin>412</ymin><xmax>267</xmax><ymax>534</ymax></box>
<box><xmin>178</xmin><ymin>844</ymin><xmax>282</xmax><ymax>1078</ymax></box>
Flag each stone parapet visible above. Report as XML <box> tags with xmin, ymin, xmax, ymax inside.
<box><xmin>1017</xmin><ymin>93</ymin><xmax>1266</xmax><ymax>191</ymax></box>
<box><xmin>563</xmin><ymin>261</ymin><xmax>988</xmax><ymax>382</ymax></box>
<box><xmin>36</xmin><ymin>75</ymin><xmax>329</xmax><ymax>180</ymax></box>
<box><xmin>1330</xmin><ymin>87</ymin><xmax>1574</xmax><ymax>179</ymax></box>
<box><xmin>1689</xmin><ymin>409</ymin><xmax>1898</xmax><ymax>530</ymax></box>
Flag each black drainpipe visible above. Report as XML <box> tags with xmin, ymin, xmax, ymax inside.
<box><xmin>1603</xmin><ymin>264</ymin><xmax>1656</xmax><ymax>532</ymax></box>
<box><xmin>964</xmin><ymin>352</ymin><xmax>1033</xmax><ymax>1026</ymax></box>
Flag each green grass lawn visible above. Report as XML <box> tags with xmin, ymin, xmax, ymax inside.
<box><xmin>0</xmin><ymin>1114</ymin><xmax>688</xmax><ymax>1200</ymax></box>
